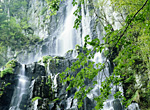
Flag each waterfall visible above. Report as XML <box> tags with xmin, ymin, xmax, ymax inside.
<box><xmin>9</xmin><ymin>64</ymin><xmax>30</xmax><ymax>110</ymax></box>
<box><xmin>34</xmin><ymin>100</ymin><xmax>38</xmax><ymax>110</ymax></box>
<box><xmin>56</xmin><ymin>0</ymin><xmax>81</xmax><ymax>55</ymax></box>
<box><xmin>6</xmin><ymin>0</ymin><xmax>139</xmax><ymax>109</ymax></box>
<box><xmin>53</xmin><ymin>73</ymin><xmax>59</xmax><ymax>97</ymax></box>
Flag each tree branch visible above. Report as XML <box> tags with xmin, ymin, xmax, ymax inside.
<box><xmin>114</xmin><ymin>0</ymin><xmax>149</xmax><ymax>48</ymax></box>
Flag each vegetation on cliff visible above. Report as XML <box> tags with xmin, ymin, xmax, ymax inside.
<box><xmin>0</xmin><ymin>0</ymin><xmax>42</xmax><ymax>67</ymax></box>
<box><xmin>0</xmin><ymin>60</ymin><xmax>17</xmax><ymax>78</ymax></box>
<box><xmin>0</xmin><ymin>0</ymin><xmax>149</xmax><ymax>109</ymax></box>
<box><xmin>47</xmin><ymin>0</ymin><xmax>150</xmax><ymax>109</ymax></box>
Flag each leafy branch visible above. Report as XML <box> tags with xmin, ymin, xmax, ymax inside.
<box><xmin>113</xmin><ymin>0</ymin><xmax>149</xmax><ymax>48</ymax></box>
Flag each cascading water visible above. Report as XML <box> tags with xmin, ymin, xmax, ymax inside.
<box><xmin>56</xmin><ymin>0</ymin><xmax>81</xmax><ymax>55</ymax></box>
<box><xmin>9</xmin><ymin>64</ymin><xmax>30</xmax><ymax>110</ymax></box>
<box><xmin>6</xmin><ymin>0</ymin><xmax>138</xmax><ymax>109</ymax></box>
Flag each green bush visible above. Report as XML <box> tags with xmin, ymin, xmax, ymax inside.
<box><xmin>0</xmin><ymin>60</ymin><xmax>16</xmax><ymax>78</ymax></box>
<box><xmin>6</xmin><ymin>60</ymin><xmax>16</xmax><ymax>68</ymax></box>
<box><xmin>1</xmin><ymin>68</ymin><xmax>13</xmax><ymax>78</ymax></box>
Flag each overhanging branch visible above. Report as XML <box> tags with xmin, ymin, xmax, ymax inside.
<box><xmin>114</xmin><ymin>0</ymin><xmax>149</xmax><ymax>48</ymax></box>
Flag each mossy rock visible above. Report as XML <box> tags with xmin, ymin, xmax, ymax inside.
<box><xmin>0</xmin><ymin>60</ymin><xmax>17</xmax><ymax>78</ymax></box>
<box><xmin>32</xmin><ymin>97</ymin><xmax>42</xmax><ymax>102</ymax></box>
<box><xmin>53</xmin><ymin>56</ymin><xmax>65</xmax><ymax>59</ymax></box>
<box><xmin>66</xmin><ymin>49</ymin><xmax>73</xmax><ymax>54</ymax></box>
<box><xmin>5</xmin><ymin>60</ymin><xmax>17</xmax><ymax>68</ymax></box>
<box><xmin>43</xmin><ymin>56</ymin><xmax>52</xmax><ymax>63</ymax></box>
<box><xmin>0</xmin><ymin>67</ymin><xmax>13</xmax><ymax>78</ymax></box>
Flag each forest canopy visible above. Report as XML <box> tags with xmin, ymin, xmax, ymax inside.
<box><xmin>0</xmin><ymin>0</ymin><xmax>41</xmax><ymax>67</ymax></box>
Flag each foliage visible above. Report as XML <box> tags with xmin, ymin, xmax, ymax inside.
<box><xmin>0</xmin><ymin>0</ymin><xmax>42</xmax><ymax>67</ymax></box>
<box><xmin>0</xmin><ymin>67</ymin><xmax>13</xmax><ymax>78</ymax></box>
<box><xmin>45</xmin><ymin>0</ymin><xmax>61</xmax><ymax>16</ymax></box>
<box><xmin>46</xmin><ymin>76</ymin><xmax>51</xmax><ymax>85</ymax></box>
<box><xmin>0</xmin><ymin>60</ymin><xmax>16</xmax><ymax>78</ymax></box>
<box><xmin>0</xmin><ymin>91</ymin><xmax>3</xmax><ymax>97</ymax></box>
<box><xmin>0</xmin><ymin>82</ymin><xmax>11</xmax><ymax>97</ymax></box>
<box><xmin>0</xmin><ymin>0</ymin><xmax>148</xmax><ymax>109</ymax></box>
<box><xmin>47</xmin><ymin>0</ymin><xmax>150</xmax><ymax>109</ymax></box>
<box><xmin>43</xmin><ymin>56</ymin><xmax>52</xmax><ymax>64</ymax></box>
<box><xmin>5</xmin><ymin>60</ymin><xmax>16</xmax><ymax>68</ymax></box>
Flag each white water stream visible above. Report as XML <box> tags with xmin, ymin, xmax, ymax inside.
<box><xmin>9</xmin><ymin>64</ymin><xmax>30</xmax><ymax>110</ymax></box>
<box><xmin>56</xmin><ymin>0</ymin><xmax>81</xmax><ymax>55</ymax></box>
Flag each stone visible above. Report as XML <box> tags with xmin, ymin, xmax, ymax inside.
<box><xmin>112</xmin><ymin>99</ymin><xmax>123</xmax><ymax>110</ymax></box>
<box><xmin>26</xmin><ymin>62</ymin><xmax>46</xmax><ymax>78</ymax></box>
<box><xmin>126</xmin><ymin>103</ymin><xmax>140</xmax><ymax>110</ymax></box>
<box><xmin>0</xmin><ymin>61</ymin><xmax>21</xmax><ymax>110</ymax></box>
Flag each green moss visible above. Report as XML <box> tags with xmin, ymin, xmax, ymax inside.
<box><xmin>66</xmin><ymin>49</ymin><xmax>73</xmax><ymax>54</ymax></box>
<box><xmin>0</xmin><ymin>91</ymin><xmax>3</xmax><ymax>97</ymax></box>
<box><xmin>41</xmin><ymin>24</ymin><xmax>44</xmax><ymax>28</ymax></box>
<box><xmin>6</xmin><ymin>60</ymin><xmax>16</xmax><ymax>68</ymax></box>
<box><xmin>1</xmin><ymin>68</ymin><xmax>13</xmax><ymax>78</ymax></box>
<box><xmin>53</xmin><ymin>56</ymin><xmax>65</xmax><ymax>59</ymax></box>
<box><xmin>32</xmin><ymin>97</ymin><xmax>42</xmax><ymax>102</ymax></box>
<box><xmin>32</xmin><ymin>77</ymin><xmax>35</xmax><ymax>80</ymax></box>
<box><xmin>56</xmin><ymin>59</ymin><xmax>59</xmax><ymax>66</ymax></box>
<box><xmin>43</xmin><ymin>56</ymin><xmax>52</xmax><ymax>64</ymax></box>
<box><xmin>0</xmin><ymin>60</ymin><xmax>16</xmax><ymax>78</ymax></box>
<box><xmin>46</xmin><ymin>75</ymin><xmax>51</xmax><ymax>85</ymax></box>
<box><xmin>38</xmin><ymin>60</ymin><xmax>41</xmax><ymax>63</ymax></box>
<box><xmin>131</xmin><ymin>90</ymin><xmax>140</xmax><ymax>103</ymax></box>
<box><xmin>75</xmin><ymin>44</ymin><xmax>81</xmax><ymax>53</ymax></box>
<box><xmin>0</xmin><ymin>82</ymin><xmax>11</xmax><ymax>97</ymax></box>
<box><xmin>5</xmin><ymin>83</ymin><xmax>11</xmax><ymax>87</ymax></box>
<box><xmin>16</xmin><ymin>51</ymin><xmax>22</xmax><ymax>56</ymax></box>
<box><xmin>52</xmin><ymin>98</ymin><xmax>59</xmax><ymax>102</ymax></box>
<box><xmin>75</xmin><ymin>44</ymin><xmax>80</xmax><ymax>50</ymax></box>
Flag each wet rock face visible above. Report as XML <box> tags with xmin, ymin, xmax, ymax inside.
<box><xmin>0</xmin><ymin>57</ymin><xmax>97</xmax><ymax>110</ymax></box>
<box><xmin>0</xmin><ymin>62</ymin><xmax>21</xmax><ymax>110</ymax></box>
<box><xmin>0</xmin><ymin>75</ymin><xmax>18</xmax><ymax>110</ymax></box>
<box><xmin>126</xmin><ymin>103</ymin><xmax>140</xmax><ymax>110</ymax></box>
<box><xmin>26</xmin><ymin>62</ymin><xmax>46</xmax><ymax>78</ymax></box>
<box><xmin>112</xmin><ymin>99</ymin><xmax>123</xmax><ymax>110</ymax></box>
<box><xmin>32</xmin><ymin>76</ymin><xmax>51</xmax><ymax>99</ymax></box>
<box><xmin>25</xmin><ymin>57</ymin><xmax>96</xmax><ymax>110</ymax></box>
<box><xmin>6</xmin><ymin>0</ymin><xmax>68</xmax><ymax>64</ymax></box>
<box><xmin>48</xmin><ymin>58</ymin><xmax>71</xmax><ymax>74</ymax></box>
<box><xmin>29</xmin><ymin>76</ymin><xmax>51</xmax><ymax>110</ymax></box>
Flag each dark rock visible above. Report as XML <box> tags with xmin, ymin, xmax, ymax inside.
<box><xmin>0</xmin><ymin>62</ymin><xmax>21</xmax><ymax>110</ymax></box>
<box><xmin>49</xmin><ymin>103</ymin><xmax>55</xmax><ymax>110</ymax></box>
<box><xmin>127</xmin><ymin>103</ymin><xmax>140</xmax><ymax>110</ymax></box>
<box><xmin>112</xmin><ymin>99</ymin><xmax>123</xmax><ymax>110</ymax></box>
<box><xmin>59</xmin><ymin>101</ymin><xmax>67</xmax><ymax>109</ymax></box>
<box><xmin>82</xmin><ymin>97</ymin><xmax>95</xmax><ymax>110</ymax></box>
<box><xmin>48</xmin><ymin>58</ymin><xmax>70</xmax><ymax>74</ymax></box>
<box><xmin>29</xmin><ymin>76</ymin><xmax>51</xmax><ymax>110</ymax></box>
<box><xmin>26</xmin><ymin>62</ymin><xmax>46</xmax><ymax>78</ymax></box>
<box><xmin>32</xmin><ymin>76</ymin><xmax>50</xmax><ymax>98</ymax></box>
<box><xmin>67</xmin><ymin>87</ymin><xmax>76</xmax><ymax>98</ymax></box>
